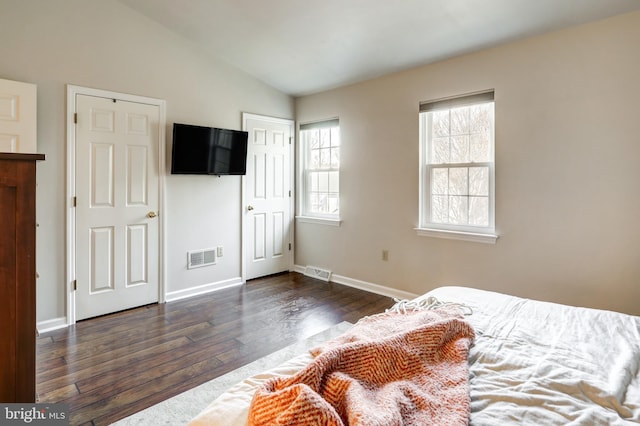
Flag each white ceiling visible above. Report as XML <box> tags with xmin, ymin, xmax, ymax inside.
<box><xmin>118</xmin><ymin>0</ymin><xmax>640</xmax><ymax>97</ymax></box>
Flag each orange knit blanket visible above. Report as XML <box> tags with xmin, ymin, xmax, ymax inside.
<box><xmin>248</xmin><ymin>307</ymin><xmax>475</xmax><ymax>425</ymax></box>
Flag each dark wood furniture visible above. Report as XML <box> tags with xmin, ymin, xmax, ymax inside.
<box><xmin>0</xmin><ymin>152</ymin><xmax>44</xmax><ymax>402</ymax></box>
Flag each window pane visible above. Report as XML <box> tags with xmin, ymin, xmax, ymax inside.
<box><xmin>309</xmin><ymin>149</ymin><xmax>320</xmax><ymax>169</ymax></box>
<box><xmin>470</xmin><ymin>132</ymin><xmax>490</xmax><ymax>162</ymax></box>
<box><xmin>329</xmin><ymin>171</ymin><xmax>339</xmax><ymax>193</ymax></box>
<box><xmin>469</xmin><ymin>167</ymin><xmax>489</xmax><ymax>196</ymax></box>
<box><xmin>320</xmin><ymin>128</ymin><xmax>331</xmax><ymax>148</ymax></box>
<box><xmin>432</xmin><ymin>110</ymin><xmax>450</xmax><ymax>137</ymax></box>
<box><xmin>309</xmin><ymin>172</ymin><xmax>319</xmax><ymax>191</ymax></box>
<box><xmin>431</xmin><ymin>195</ymin><xmax>448</xmax><ymax>223</ymax></box>
<box><xmin>328</xmin><ymin>194</ymin><xmax>339</xmax><ymax>214</ymax></box>
<box><xmin>449</xmin><ymin>168</ymin><xmax>468</xmax><ymax>195</ymax></box>
<box><xmin>317</xmin><ymin>193</ymin><xmax>328</xmax><ymax>213</ymax></box>
<box><xmin>330</xmin><ymin>147</ymin><xmax>339</xmax><ymax>169</ymax></box>
<box><xmin>309</xmin><ymin>129</ymin><xmax>320</xmax><ymax>149</ymax></box>
<box><xmin>469</xmin><ymin>196</ymin><xmax>489</xmax><ymax>226</ymax></box>
<box><xmin>310</xmin><ymin>193</ymin><xmax>320</xmax><ymax>212</ymax></box>
<box><xmin>450</xmin><ymin>135</ymin><xmax>470</xmax><ymax>163</ymax></box>
<box><xmin>318</xmin><ymin>171</ymin><xmax>329</xmax><ymax>192</ymax></box>
<box><xmin>470</xmin><ymin>104</ymin><xmax>491</xmax><ymax>133</ymax></box>
<box><xmin>448</xmin><ymin>196</ymin><xmax>468</xmax><ymax>225</ymax></box>
<box><xmin>431</xmin><ymin>137</ymin><xmax>449</xmax><ymax>164</ymax></box>
<box><xmin>450</xmin><ymin>107</ymin><xmax>469</xmax><ymax>135</ymax></box>
<box><xmin>431</xmin><ymin>168</ymin><xmax>448</xmax><ymax>195</ymax></box>
<box><xmin>320</xmin><ymin>148</ymin><xmax>331</xmax><ymax>168</ymax></box>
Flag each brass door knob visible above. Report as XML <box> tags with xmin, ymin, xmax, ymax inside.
<box><xmin>147</xmin><ymin>211</ymin><xmax>158</xmax><ymax>218</ymax></box>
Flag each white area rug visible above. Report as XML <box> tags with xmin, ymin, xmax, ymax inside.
<box><xmin>111</xmin><ymin>321</ymin><xmax>353</xmax><ymax>425</ymax></box>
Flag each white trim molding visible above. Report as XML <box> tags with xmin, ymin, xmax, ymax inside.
<box><xmin>415</xmin><ymin>227</ymin><xmax>498</xmax><ymax>244</ymax></box>
<box><xmin>165</xmin><ymin>277</ymin><xmax>244</xmax><ymax>302</ymax></box>
<box><xmin>293</xmin><ymin>265</ymin><xmax>418</xmax><ymax>300</ymax></box>
<box><xmin>37</xmin><ymin>317</ymin><xmax>68</xmax><ymax>334</ymax></box>
<box><xmin>295</xmin><ymin>216</ymin><xmax>342</xmax><ymax>227</ymax></box>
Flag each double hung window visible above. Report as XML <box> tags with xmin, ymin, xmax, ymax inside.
<box><xmin>418</xmin><ymin>91</ymin><xmax>497</xmax><ymax>243</ymax></box>
<box><xmin>299</xmin><ymin>119</ymin><xmax>340</xmax><ymax>223</ymax></box>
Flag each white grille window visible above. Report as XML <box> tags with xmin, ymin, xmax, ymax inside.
<box><xmin>299</xmin><ymin>119</ymin><xmax>340</xmax><ymax>220</ymax></box>
<box><xmin>418</xmin><ymin>91</ymin><xmax>497</xmax><ymax>243</ymax></box>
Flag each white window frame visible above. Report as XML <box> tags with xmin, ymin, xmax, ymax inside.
<box><xmin>296</xmin><ymin>118</ymin><xmax>341</xmax><ymax>226</ymax></box>
<box><xmin>417</xmin><ymin>90</ymin><xmax>498</xmax><ymax>244</ymax></box>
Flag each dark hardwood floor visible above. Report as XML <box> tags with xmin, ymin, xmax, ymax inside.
<box><xmin>36</xmin><ymin>272</ymin><xmax>394</xmax><ymax>425</ymax></box>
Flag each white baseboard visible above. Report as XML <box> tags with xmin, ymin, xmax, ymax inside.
<box><xmin>165</xmin><ymin>277</ymin><xmax>244</xmax><ymax>302</ymax></box>
<box><xmin>37</xmin><ymin>317</ymin><xmax>68</xmax><ymax>333</ymax></box>
<box><xmin>36</xmin><ymin>273</ymin><xmax>414</xmax><ymax>333</ymax></box>
<box><xmin>36</xmin><ymin>278</ymin><xmax>245</xmax><ymax>332</ymax></box>
<box><xmin>294</xmin><ymin>265</ymin><xmax>419</xmax><ymax>301</ymax></box>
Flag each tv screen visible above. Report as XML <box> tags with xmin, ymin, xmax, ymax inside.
<box><xmin>171</xmin><ymin>123</ymin><xmax>248</xmax><ymax>175</ymax></box>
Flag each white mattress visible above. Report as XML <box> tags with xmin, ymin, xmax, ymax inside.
<box><xmin>423</xmin><ymin>286</ymin><xmax>640</xmax><ymax>425</ymax></box>
<box><xmin>190</xmin><ymin>286</ymin><xmax>640</xmax><ymax>425</ymax></box>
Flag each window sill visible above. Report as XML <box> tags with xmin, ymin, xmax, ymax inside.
<box><xmin>415</xmin><ymin>227</ymin><xmax>498</xmax><ymax>244</ymax></box>
<box><xmin>296</xmin><ymin>216</ymin><xmax>342</xmax><ymax>227</ymax></box>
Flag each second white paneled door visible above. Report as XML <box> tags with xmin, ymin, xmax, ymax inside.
<box><xmin>75</xmin><ymin>94</ymin><xmax>160</xmax><ymax>320</ymax></box>
<box><xmin>0</xmin><ymin>78</ymin><xmax>37</xmax><ymax>153</ymax></box>
<box><xmin>243</xmin><ymin>113</ymin><xmax>294</xmax><ymax>280</ymax></box>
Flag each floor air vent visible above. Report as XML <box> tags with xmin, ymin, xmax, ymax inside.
<box><xmin>188</xmin><ymin>248</ymin><xmax>216</xmax><ymax>269</ymax></box>
<box><xmin>304</xmin><ymin>265</ymin><xmax>332</xmax><ymax>282</ymax></box>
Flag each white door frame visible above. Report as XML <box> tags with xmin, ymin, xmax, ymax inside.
<box><xmin>65</xmin><ymin>85</ymin><xmax>166</xmax><ymax>325</ymax></box>
<box><xmin>241</xmin><ymin>113</ymin><xmax>295</xmax><ymax>282</ymax></box>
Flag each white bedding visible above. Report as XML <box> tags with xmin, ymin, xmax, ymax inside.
<box><xmin>426</xmin><ymin>287</ymin><xmax>640</xmax><ymax>425</ymax></box>
<box><xmin>190</xmin><ymin>286</ymin><xmax>640</xmax><ymax>425</ymax></box>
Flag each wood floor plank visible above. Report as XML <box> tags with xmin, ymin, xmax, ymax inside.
<box><xmin>37</xmin><ymin>383</ymin><xmax>79</xmax><ymax>403</ymax></box>
<box><xmin>36</xmin><ymin>272</ymin><xmax>395</xmax><ymax>425</ymax></box>
<box><xmin>74</xmin><ymin>335</ymin><xmax>231</xmax><ymax>393</ymax></box>
<box><xmin>37</xmin><ymin>336</ymin><xmax>192</xmax><ymax>390</ymax></box>
<box><xmin>69</xmin><ymin>356</ymin><xmax>223</xmax><ymax>425</ymax></box>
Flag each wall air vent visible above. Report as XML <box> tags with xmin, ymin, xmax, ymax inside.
<box><xmin>188</xmin><ymin>248</ymin><xmax>216</xmax><ymax>269</ymax></box>
<box><xmin>303</xmin><ymin>265</ymin><xmax>332</xmax><ymax>282</ymax></box>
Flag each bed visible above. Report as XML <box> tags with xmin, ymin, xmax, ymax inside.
<box><xmin>189</xmin><ymin>286</ymin><xmax>640</xmax><ymax>425</ymax></box>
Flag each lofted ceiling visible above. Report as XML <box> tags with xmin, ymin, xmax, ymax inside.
<box><xmin>117</xmin><ymin>0</ymin><xmax>640</xmax><ymax>97</ymax></box>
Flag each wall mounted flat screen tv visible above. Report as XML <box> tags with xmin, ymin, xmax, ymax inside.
<box><xmin>171</xmin><ymin>123</ymin><xmax>248</xmax><ymax>175</ymax></box>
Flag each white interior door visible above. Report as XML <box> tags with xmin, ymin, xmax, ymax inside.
<box><xmin>75</xmin><ymin>94</ymin><xmax>160</xmax><ymax>320</ymax></box>
<box><xmin>0</xmin><ymin>78</ymin><xmax>37</xmax><ymax>153</ymax></box>
<box><xmin>243</xmin><ymin>113</ymin><xmax>294</xmax><ymax>280</ymax></box>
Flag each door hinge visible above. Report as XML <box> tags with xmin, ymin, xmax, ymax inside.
<box><xmin>73</xmin><ymin>196</ymin><xmax>77</xmax><ymax>207</ymax></box>
<box><xmin>288</xmin><ymin>190</ymin><xmax>291</xmax><ymax>197</ymax></box>
<box><xmin>289</xmin><ymin>137</ymin><xmax>292</xmax><ymax>145</ymax></box>
<box><xmin>289</xmin><ymin>243</ymin><xmax>292</xmax><ymax>251</ymax></box>
<box><xmin>73</xmin><ymin>280</ymin><xmax>77</xmax><ymax>291</ymax></box>
<box><xmin>74</xmin><ymin>113</ymin><xmax>77</xmax><ymax>124</ymax></box>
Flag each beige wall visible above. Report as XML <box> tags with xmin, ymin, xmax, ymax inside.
<box><xmin>295</xmin><ymin>11</ymin><xmax>640</xmax><ymax>315</ymax></box>
<box><xmin>0</xmin><ymin>0</ymin><xmax>293</xmax><ymax>323</ymax></box>
<box><xmin>2</xmin><ymin>1</ymin><xmax>637</xmax><ymax>322</ymax></box>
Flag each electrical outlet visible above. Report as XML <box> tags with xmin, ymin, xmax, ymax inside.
<box><xmin>217</xmin><ymin>246</ymin><xmax>223</xmax><ymax>257</ymax></box>
<box><xmin>382</xmin><ymin>250</ymin><xmax>389</xmax><ymax>261</ymax></box>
